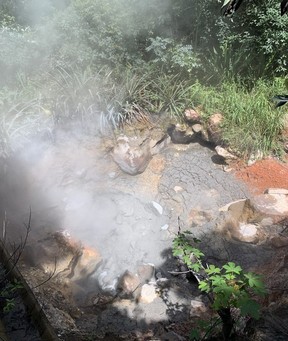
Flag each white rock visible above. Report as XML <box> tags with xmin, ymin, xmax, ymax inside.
<box><xmin>161</xmin><ymin>224</ymin><xmax>169</xmax><ymax>230</ymax></box>
<box><xmin>138</xmin><ymin>284</ymin><xmax>158</xmax><ymax>303</ymax></box>
<box><xmin>228</xmin><ymin>222</ymin><xmax>259</xmax><ymax>243</ymax></box>
<box><xmin>239</xmin><ymin>223</ymin><xmax>258</xmax><ymax>239</ymax></box>
<box><xmin>152</xmin><ymin>201</ymin><xmax>163</xmax><ymax>215</ymax></box>
<box><xmin>173</xmin><ymin>185</ymin><xmax>184</xmax><ymax>192</ymax></box>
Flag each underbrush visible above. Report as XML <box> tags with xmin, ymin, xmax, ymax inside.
<box><xmin>0</xmin><ymin>63</ymin><xmax>287</xmax><ymax>159</ymax></box>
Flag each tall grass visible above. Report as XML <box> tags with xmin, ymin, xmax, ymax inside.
<box><xmin>188</xmin><ymin>78</ymin><xmax>287</xmax><ymax>157</ymax></box>
<box><xmin>0</xmin><ymin>94</ymin><xmax>53</xmax><ymax>157</ymax></box>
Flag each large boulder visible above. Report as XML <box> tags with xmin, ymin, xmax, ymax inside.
<box><xmin>111</xmin><ymin>135</ymin><xmax>152</xmax><ymax>175</ymax></box>
<box><xmin>252</xmin><ymin>190</ymin><xmax>288</xmax><ymax>220</ymax></box>
<box><xmin>22</xmin><ymin>232</ymin><xmax>102</xmax><ymax>281</ymax></box>
<box><xmin>111</xmin><ymin>129</ymin><xmax>170</xmax><ymax>175</ymax></box>
<box><xmin>219</xmin><ymin>199</ymin><xmax>265</xmax><ymax>243</ymax></box>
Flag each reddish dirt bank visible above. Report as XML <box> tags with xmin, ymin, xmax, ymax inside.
<box><xmin>234</xmin><ymin>158</ymin><xmax>288</xmax><ymax>195</ymax></box>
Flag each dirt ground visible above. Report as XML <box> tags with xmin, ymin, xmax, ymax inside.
<box><xmin>233</xmin><ymin>157</ymin><xmax>288</xmax><ymax>195</ymax></box>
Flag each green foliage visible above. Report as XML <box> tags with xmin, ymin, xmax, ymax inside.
<box><xmin>0</xmin><ymin>279</ymin><xmax>23</xmax><ymax>313</ymax></box>
<box><xmin>146</xmin><ymin>37</ymin><xmax>201</xmax><ymax>75</ymax></box>
<box><xmin>173</xmin><ymin>230</ymin><xmax>266</xmax><ymax>339</ymax></box>
<box><xmin>219</xmin><ymin>0</ymin><xmax>288</xmax><ymax>77</ymax></box>
<box><xmin>0</xmin><ymin>0</ymin><xmax>287</xmax><ymax>158</ymax></box>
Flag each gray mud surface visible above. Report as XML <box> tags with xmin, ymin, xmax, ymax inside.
<box><xmin>0</xmin><ymin>135</ymin><xmax>286</xmax><ymax>340</ymax></box>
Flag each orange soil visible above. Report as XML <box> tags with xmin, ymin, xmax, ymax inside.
<box><xmin>234</xmin><ymin>158</ymin><xmax>288</xmax><ymax>195</ymax></box>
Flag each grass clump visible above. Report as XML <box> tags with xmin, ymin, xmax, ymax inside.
<box><xmin>188</xmin><ymin>78</ymin><xmax>287</xmax><ymax>157</ymax></box>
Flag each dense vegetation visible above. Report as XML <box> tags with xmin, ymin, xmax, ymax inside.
<box><xmin>0</xmin><ymin>0</ymin><xmax>288</xmax><ymax>158</ymax></box>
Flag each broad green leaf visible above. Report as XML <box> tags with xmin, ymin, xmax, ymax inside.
<box><xmin>213</xmin><ymin>284</ymin><xmax>233</xmax><ymax>295</ymax></box>
<box><xmin>210</xmin><ymin>275</ymin><xmax>226</xmax><ymax>286</ymax></box>
<box><xmin>224</xmin><ymin>273</ymin><xmax>236</xmax><ymax>281</ymax></box>
<box><xmin>244</xmin><ymin>272</ymin><xmax>266</xmax><ymax>295</ymax></box>
<box><xmin>205</xmin><ymin>264</ymin><xmax>221</xmax><ymax>275</ymax></box>
<box><xmin>223</xmin><ymin>262</ymin><xmax>242</xmax><ymax>274</ymax></box>
<box><xmin>172</xmin><ymin>248</ymin><xmax>183</xmax><ymax>257</ymax></box>
<box><xmin>238</xmin><ymin>298</ymin><xmax>261</xmax><ymax>319</ymax></box>
<box><xmin>199</xmin><ymin>281</ymin><xmax>210</xmax><ymax>293</ymax></box>
<box><xmin>192</xmin><ymin>248</ymin><xmax>204</xmax><ymax>258</ymax></box>
<box><xmin>191</xmin><ymin>263</ymin><xmax>201</xmax><ymax>272</ymax></box>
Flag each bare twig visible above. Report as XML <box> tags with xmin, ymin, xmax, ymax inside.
<box><xmin>168</xmin><ymin>270</ymin><xmax>192</xmax><ymax>275</ymax></box>
<box><xmin>32</xmin><ymin>258</ymin><xmax>57</xmax><ymax>289</ymax></box>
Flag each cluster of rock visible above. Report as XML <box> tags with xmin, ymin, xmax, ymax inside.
<box><xmin>111</xmin><ymin>108</ymin><xmax>233</xmax><ymax>175</ymax></box>
<box><xmin>111</xmin><ymin>108</ymin><xmax>288</xmax><ymax>176</ymax></box>
<box><xmin>169</xmin><ymin>109</ymin><xmax>223</xmax><ymax>146</ymax></box>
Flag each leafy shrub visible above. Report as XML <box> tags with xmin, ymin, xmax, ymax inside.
<box><xmin>218</xmin><ymin>0</ymin><xmax>288</xmax><ymax>77</ymax></box>
<box><xmin>146</xmin><ymin>37</ymin><xmax>201</xmax><ymax>75</ymax></box>
<box><xmin>173</xmin><ymin>230</ymin><xmax>266</xmax><ymax>340</ymax></box>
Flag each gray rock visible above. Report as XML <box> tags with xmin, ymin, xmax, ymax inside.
<box><xmin>215</xmin><ymin>146</ymin><xmax>237</xmax><ymax>160</ymax></box>
<box><xmin>137</xmin><ymin>263</ymin><xmax>155</xmax><ymax>283</ymax></box>
<box><xmin>184</xmin><ymin>108</ymin><xmax>202</xmax><ymax>124</ymax></box>
<box><xmin>111</xmin><ymin>135</ymin><xmax>152</xmax><ymax>175</ymax></box>
<box><xmin>169</xmin><ymin>124</ymin><xmax>197</xmax><ymax>144</ymax></box>
<box><xmin>117</xmin><ymin>271</ymin><xmax>141</xmax><ymax>297</ymax></box>
<box><xmin>269</xmin><ymin>235</ymin><xmax>288</xmax><ymax>248</ymax></box>
<box><xmin>207</xmin><ymin>113</ymin><xmax>224</xmax><ymax>144</ymax></box>
<box><xmin>160</xmin><ymin>331</ymin><xmax>186</xmax><ymax>341</ymax></box>
<box><xmin>191</xmin><ymin>123</ymin><xmax>203</xmax><ymax>133</ymax></box>
<box><xmin>149</xmin><ymin>130</ymin><xmax>171</xmax><ymax>155</ymax></box>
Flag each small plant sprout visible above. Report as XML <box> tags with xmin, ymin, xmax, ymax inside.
<box><xmin>172</xmin><ymin>230</ymin><xmax>266</xmax><ymax>340</ymax></box>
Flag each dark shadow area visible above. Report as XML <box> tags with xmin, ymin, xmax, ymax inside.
<box><xmin>210</xmin><ymin>154</ymin><xmax>226</xmax><ymax>166</ymax></box>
